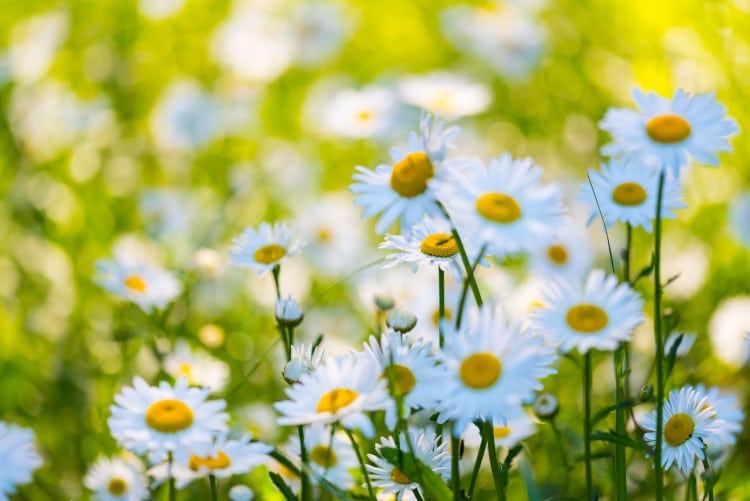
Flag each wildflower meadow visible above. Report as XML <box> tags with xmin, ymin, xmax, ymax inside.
<box><xmin>2</xmin><ymin>1</ymin><xmax>750</xmax><ymax>500</ymax></box>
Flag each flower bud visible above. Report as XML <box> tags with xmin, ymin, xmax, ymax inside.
<box><xmin>374</xmin><ymin>294</ymin><xmax>395</xmax><ymax>312</ymax></box>
<box><xmin>386</xmin><ymin>307</ymin><xmax>418</xmax><ymax>334</ymax></box>
<box><xmin>533</xmin><ymin>393</ymin><xmax>559</xmax><ymax>420</ymax></box>
<box><xmin>283</xmin><ymin>343</ymin><xmax>324</xmax><ymax>385</ymax></box>
<box><xmin>639</xmin><ymin>384</ymin><xmax>654</xmax><ymax>402</ymax></box>
<box><xmin>275</xmin><ymin>295</ymin><xmax>303</xmax><ymax>327</ymax></box>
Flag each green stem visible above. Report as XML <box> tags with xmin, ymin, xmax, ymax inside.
<box><xmin>686</xmin><ymin>472</ymin><xmax>697</xmax><ymax>501</ymax></box>
<box><xmin>481</xmin><ymin>421</ymin><xmax>505</xmax><ymax>501</ymax></box>
<box><xmin>467</xmin><ymin>437</ymin><xmax>487</xmax><ymax>500</ymax></box>
<box><xmin>298</xmin><ymin>425</ymin><xmax>311</xmax><ymax>501</ymax></box>
<box><xmin>345</xmin><ymin>428</ymin><xmax>375</xmax><ymax>501</ymax></box>
<box><xmin>451</xmin><ymin>433</ymin><xmax>462</xmax><ymax>501</ymax></box>
<box><xmin>210</xmin><ymin>474</ymin><xmax>218</xmax><ymax>501</ymax></box>
<box><xmin>654</xmin><ymin>171</ymin><xmax>666</xmax><ymax>501</ymax></box>
<box><xmin>701</xmin><ymin>456</ymin><xmax>715</xmax><ymax>501</ymax></box>
<box><xmin>584</xmin><ymin>352</ymin><xmax>593</xmax><ymax>501</ymax></box>
<box><xmin>549</xmin><ymin>418</ymin><xmax>570</xmax><ymax>492</ymax></box>
<box><xmin>455</xmin><ymin>246</ymin><xmax>486</xmax><ymax>329</ymax></box>
<box><xmin>168</xmin><ymin>452</ymin><xmax>176</xmax><ymax>501</ymax></box>
<box><xmin>614</xmin><ymin>223</ymin><xmax>632</xmax><ymax>501</ymax></box>
<box><xmin>439</xmin><ymin>269</ymin><xmax>446</xmax><ymax>348</ymax></box>
<box><xmin>272</xmin><ymin>264</ymin><xmax>282</xmax><ymax>299</ymax></box>
<box><xmin>451</xmin><ymin>229</ymin><xmax>482</xmax><ymax>308</ymax></box>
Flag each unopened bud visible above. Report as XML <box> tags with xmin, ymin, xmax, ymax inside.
<box><xmin>533</xmin><ymin>393</ymin><xmax>559</xmax><ymax>420</ymax></box>
<box><xmin>639</xmin><ymin>384</ymin><xmax>654</xmax><ymax>402</ymax></box>
<box><xmin>374</xmin><ymin>294</ymin><xmax>395</xmax><ymax>312</ymax></box>
<box><xmin>275</xmin><ymin>295</ymin><xmax>304</xmax><ymax>327</ymax></box>
<box><xmin>283</xmin><ymin>343</ymin><xmax>324</xmax><ymax>385</ymax></box>
<box><xmin>386</xmin><ymin>307</ymin><xmax>417</xmax><ymax>334</ymax></box>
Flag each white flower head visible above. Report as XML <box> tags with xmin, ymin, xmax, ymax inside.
<box><xmin>229</xmin><ymin>222</ymin><xmax>304</xmax><ymax>276</ymax></box>
<box><xmin>283</xmin><ymin>343</ymin><xmax>325</xmax><ymax>385</ymax></box>
<box><xmin>398</xmin><ymin>72</ymin><xmax>492</xmax><ymax>119</ymax></box>
<box><xmin>163</xmin><ymin>340</ymin><xmax>230</xmax><ymax>394</ymax></box>
<box><xmin>83</xmin><ymin>455</ymin><xmax>148</xmax><ymax>501</ymax></box>
<box><xmin>708</xmin><ymin>296</ymin><xmax>750</xmax><ymax>368</ymax></box>
<box><xmin>149</xmin><ymin>80</ymin><xmax>220</xmax><ymax>151</ymax></box>
<box><xmin>319</xmin><ymin>85</ymin><xmax>398</xmax><ymax>139</ymax></box>
<box><xmin>228</xmin><ymin>485</ymin><xmax>254</xmax><ymax>501</ymax></box>
<box><xmin>461</xmin><ymin>410</ymin><xmax>537</xmax><ymax>449</ymax></box>
<box><xmin>386</xmin><ymin>307</ymin><xmax>418</xmax><ymax>334</ymax></box>
<box><xmin>95</xmin><ymin>259</ymin><xmax>182</xmax><ymax>312</ymax></box>
<box><xmin>694</xmin><ymin>384</ymin><xmax>744</xmax><ymax>450</ymax></box>
<box><xmin>0</xmin><ymin>422</ymin><xmax>43</xmax><ymax>500</ymax></box>
<box><xmin>276</xmin><ymin>295</ymin><xmax>304</xmax><ymax>327</ymax></box>
<box><xmin>286</xmin><ymin>424</ymin><xmax>358</xmax><ymax>489</ymax></box>
<box><xmin>527</xmin><ymin>223</ymin><xmax>593</xmax><ymax>281</ymax></box>
<box><xmin>533</xmin><ymin>393</ymin><xmax>559</xmax><ymax>420</ymax></box>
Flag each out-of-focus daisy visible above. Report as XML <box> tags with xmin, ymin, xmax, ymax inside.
<box><xmin>599</xmin><ymin>88</ymin><xmax>739</xmax><ymax>176</ymax></box>
<box><xmin>437</xmin><ymin>304</ymin><xmax>557</xmax><ymax>433</ymax></box>
<box><xmin>435</xmin><ymin>153</ymin><xmax>565</xmax><ymax>258</ymax></box>
<box><xmin>229</xmin><ymin>222</ymin><xmax>303</xmax><ymax>276</ymax></box>
<box><xmin>661</xmin><ymin>240</ymin><xmax>709</xmax><ymax>300</ymax></box>
<box><xmin>149</xmin><ymin>433</ymin><xmax>271</xmax><ymax>488</ymax></box>
<box><xmin>283</xmin><ymin>343</ymin><xmax>325</xmax><ymax>385</ymax></box>
<box><xmin>319</xmin><ymin>85</ymin><xmax>398</xmax><ymax>139</ymax></box>
<box><xmin>729</xmin><ymin>191</ymin><xmax>750</xmax><ymax>248</ymax></box>
<box><xmin>398</xmin><ymin>72</ymin><xmax>492</xmax><ymax>119</ymax></box>
<box><xmin>8</xmin><ymin>11</ymin><xmax>68</xmax><ymax>85</ymax></box>
<box><xmin>0</xmin><ymin>422</ymin><xmax>42</xmax><ymax>500</ymax></box>
<box><xmin>351</xmin><ymin>113</ymin><xmax>462</xmax><ymax>234</ymax></box>
<box><xmin>138</xmin><ymin>0</ymin><xmax>184</xmax><ymax>20</ymax></box>
<box><xmin>380</xmin><ymin>216</ymin><xmax>485</xmax><ymax>283</ymax></box>
<box><xmin>364</xmin><ymin>331</ymin><xmax>445</xmax><ymax>429</ymax></box>
<box><xmin>229</xmin><ymin>485</ymin><xmax>254</xmax><ymax>501</ymax></box>
<box><xmin>708</xmin><ymin>296</ymin><xmax>750</xmax><ymax>368</ymax></box>
<box><xmin>663</xmin><ymin>332</ymin><xmax>696</xmax><ymax>358</ymax></box>
<box><xmin>405</xmin><ymin>274</ymin><xmax>464</xmax><ymax>346</ymax></box>
<box><xmin>286</xmin><ymin>424</ymin><xmax>357</xmax><ymax>489</ymax></box>
<box><xmin>274</xmin><ymin>353</ymin><xmax>391</xmax><ymax>438</ymax></box>
<box><xmin>583</xmin><ymin>159</ymin><xmax>686</xmax><ymax>232</ymax></box>
<box><xmin>163</xmin><ymin>340</ymin><xmax>229</xmax><ymax>394</ymax></box>
<box><xmin>108</xmin><ymin>376</ymin><xmax>228</xmax><ymax>463</ymax></box>
<box><xmin>533</xmin><ymin>393</ymin><xmax>559</xmax><ymax>420</ymax></box>
<box><xmin>95</xmin><ymin>259</ymin><xmax>182</xmax><ymax>312</ymax></box>
<box><xmin>291</xmin><ymin>2</ymin><xmax>353</xmax><ymax>67</ymax></box>
<box><xmin>367</xmin><ymin>430</ymin><xmax>449</xmax><ymax>501</ymax></box>
<box><xmin>83</xmin><ymin>455</ymin><xmax>148</xmax><ymax>501</ymax></box>
<box><xmin>150</xmin><ymin>80</ymin><xmax>220</xmax><ymax>152</ymax></box>
<box><xmin>694</xmin><ymin>384</ymin><xmax>744</xmax><ymax>451</ymax></box>
<box><xmin>642</xmin><ymin>386</ymin><xmax>724</xmax><ymax>473</ymax></box>
<box><xmin>533</xmin><ymin>269</ymin><xmax>644</xmax><ymax>354</ymax></box>
<box><xmin>527</xmin><ymin>224</ymin><xmax>593</xmax><ymax>281</ymax></box>
<box><xmin>461</xmin><ymin>410</ymin><xmax>537</xmax><ymax>449</ymax></box>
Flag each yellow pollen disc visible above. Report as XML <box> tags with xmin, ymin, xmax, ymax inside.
<box><xmin>612</xmin><ymin>182</ymin><xmax>647</xmax><ymax>206</ymax></box>
<box><xmin>382</xmin><ymin>364</ymin><xmax>417</xmax><ymax>397</ymax></box>
<box><xmin>389</xmin><ymin>152</ymin><xmax>434</xmax><ymax>198</ymax></box>
<box><xmin>108</xmin><ymin>477</ymin><xmax>128</xmax><ymax>495</ymax></box>
<box><xmin>460</xmin><ymin>352</ymin><xmax>502</xmax><ymax>390</ymax></box>
<box><xmin>431</xmin><ymin>91</ymin><xmax>453</xmax><ymax>112</ymax></box>
<box><xmin>493</xmin><ymin>426</ymin><xmax>511</xmax><ymax>439</ymax></box>
<box><xmin>566</xmin><ymin>304</ymin><xmax>609</xmax><ymax>333</ymax></box>
<box><xmin>431</xmin><ymin>307</ymin><xmax>452</xmax><ymax>326</ymax></box>
<box><xmin>420</xmin><ymin>233</ymin><xmax>459</xmax><ymax>258</ymax></box>
<box><xmin>547</xmin><ymin>244</ymin><xmax>568</xmax><ymax>265</ymax></box>
<box><xmin>316</xmin><ymin>388</ymin><xmax>358</xmax><ymax>414</ymax></box>
<box><xmin>189</xmin><ymin>451</ymin><xmax>232</xmax><ymax>471</ymax></box>
<box><xmin>476</xmin><ymin>193</ymin><xmax>522</xmax><ymax>224</ymax></box>
<box><xmin>646</xmin><ymin>114</ymin><xmax>692</xmax><ymax>143</ymax></box>
<box><xmin>317</xmin><ymin>227</ymin><xmax>332</xmax><ymax>243</ymax></box>
<box><xmin>145</xmin><ymin>399</ymin><xmax>195</xmax><ymax>433</ymax></box>
<box><xmin>390</xmin><ymin>466</ymin><xmax>412</xmax><ymax>484</ymax></box>
<box><xmin>664</xmin><ymin>413</ymin><xmax>695</xmax><ymax>446</ymax></box>
<box><xmin>124</xmin><ymin>275</ymin><xmax>147</xmax><ymax>293</ymax></box>
<box><xmin>357</xmin><ymin>110</ymin><xmax>372</xmax><ymax>121</ymax></box>
<box><xmin>253</xmin><ymin>244</ymin><xmax>287</xmax><ymax>264</ymax></box>
<box><xmin>310</xmin><ymin>445</ymin><xmax>338</xmax><ymax>468</ymax></box>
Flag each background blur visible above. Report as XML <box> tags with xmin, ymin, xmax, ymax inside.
<box><xmin>2</xmin><ymin>0</ymin><xmax>750</xmax><ymax>499</ymax></box>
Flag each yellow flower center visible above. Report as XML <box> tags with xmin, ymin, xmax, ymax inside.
<box><xmin>460</xmin><ymin>352</ymin><xmax>502</xmax><ymax>390</ymax></box>
<box><xmin>612</xmin><ymin>182</ymin><xmax>647</xmax><ymax>206</ymax></box>
<box><xmin>382</xmin><ymin>364</ymin><xmax>417</xmax><ymax>397</ymax></box>
<box><xmin>316</xmin><ymin>388</ymin><xmax>358</xmax><ymax>414</ymax></box>
<box><xmin>476</xmin><ymin>193</ymin><xmax>522</xmax><ymax>224</ymax></box>
<box><xmin>390</xmin><ymin>152</ymin><xmax>434</xmax><ymax>198</ymax></box>
<box><xmin>664</xmin><ymin>413</ymin><xmax>695</xmax><ymax>446</ymax></box>
<box><xmin>253</xmin><ymin>244</ymin><xmax>287</xmax><ymax>264</ymax></box>
<box><xmin>493</xmin><ymin>426</ymin><xmax>511</xmax><ymax>439</ymax></box>
<box><xmin>145</xmin><ymin>399</ymin><xmax>195</xmax><ymax>433</ymax></box>
<box><xmin>124</xmin><ymin>275</ymin><xmax>147</xmax><ymax>293</ymax></box>
<box><xmin>547</xmin><ymin>244</ymin><xmax>568</xmax><ymax>265</ymax></box>
<box><xmin>108</xmin><ymin>477</ymin><xmax>128</xmax><ymax>495</ymax></box>
<box><xmin>390</xmin><ymin>466</ymin><xmax>413</xmax><ymax>484</ymax></box>
<box><xmin>178</xmin><ymin>364</ymin><xmax>194</xmax><ymax>383</ymax></box>
<box><xmin>357</xmin><ymin>110</ymin><xmax>372</xmax><ymax>121</ymax></box>
<box><xmin>188</xmin><ymin>451</ymin><xmax>232</xmax><ymax>471</ymax></box>
<box><xmin>431</xmin><ymin>91</ymin><xmax>454</xmax><ymax>112</ymax></box>
<box><xmin>317</xmin><ymin>227</ymin><xmax>332</xmax><ymax>243</ymax></box>
<box><xmin>431</xmin><ymin>307</ymin><xmax>453</xmax><ymax>326</ymax></box>
<box><xmin>646</xmin><ymin>114</ymin><xmax>692</xmax><ymax>143</ymax></box>
<box><xmin>310</xmin><ymin>445</ymin><xmax>338</xmax><ymax>468</ymax></box>
<box><xmin>566</xmin><ymin>304</ymin><xmax>609</xmax><ymax>333</ymax></box>
<box><xmin>420</xmin><ymin>233</ymin><xmax>459</xmax><ymax>258</ymax></box>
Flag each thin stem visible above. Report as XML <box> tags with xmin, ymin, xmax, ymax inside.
<box><xmin>451</xmin><ymin>433</ymin><xmax>462</xmax><ymax>501</ymax></box>
<box><xmin>467</xmin><ymin>437</ymin><xmax>487</xmax><ymax>500</ymax></box>
<box><xmin>439</xmin><ymin>269</ymin><xmax>446</xmax><ymax>348</ymax></box>
<box><xmin>654</xmin><ymin>171</ymin><xmax>666</xmax><ymax>501</ymax></box>
<box><xmin>686</xmin><ymin>472</ymin><xmax>697</xmax><ymax>501</ymax></box>
<box><xmin>584</xmin><ymin>352</ymin><xmax>593</xmax><ymax>501</ymax></box>
<box><xmin>549</xmin><ymin>418</ymin><xmax>570</xmax><ymax>492</ymax></box>
<box><xmin>345</xmin><ymin>428</ymin><xmax>375</xmax><ymax>501</ymax></box>
<box><xmin>614</xmin><ymin>223</ymin><xmax>632</xmax><ymax>501</ymax></box>
<box><xmin>210</xmin><ymin>474</ymin><xmax>218</xmax><ymax>501</ymax></box>
<box><xmin>481</xmin><ymin>421</ymin><xmax>505</xmax><ymax>501</ymax></box>
<box><xmin>451</xmin><ymin>229</ymin><xmax>482</xmax><ymax>307</ymax></box>
<box><xmin>455</xmin><ymin>246</ymin><xmax>486</xmax><ymax>329</ymax></box>
<box><xmin>272</xmin><ymin>265</ymin><xmax>282</xmax><ymax>299</ymax></box>
<box><xmin>168</xmin><ymin>452</ymin><xmax>176</xmax><ymax>501</ymax></box>
<box><xmin>298</xmin><ymin>425</ymin><xmax>311</xmax><ymax>501</ymax></box>
<box><xmin>702</xmin><ymin>456</ymin><xmax>715</xmax><ymax>501</ymax></box>
<box><xmin>587</xmin><ymin>173</ymin><xmax>616</xmax><ymax>274</ymax></box>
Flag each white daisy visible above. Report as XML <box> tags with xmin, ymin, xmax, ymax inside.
<box><xmin>708</xmin><ymin>296</ymin><xmax>750</xmax><ymax>368</ymax></box>
<box><xmin>582</xmin><ymin>159</ymin><xmax>686</xmax><ymax>232</ymax></box>
<box><xmin>286</xmin><ymin>424</ymin><xmax>357</xmax><ymax>489</ymax></box>
<box><xmin>351</xmin><ymin>112</ymin><xmax>462</xmax><ymax>235</ymax></box>
<box><xmin>108</xmin><ymin>376</ymin><xmax>229</xmax><ymax>463</ymax></box>
<box><xmin>380</xmin><ymin>216</ymin><xmax>485</xmax><ymax>283</ymax></box>
<box><xmin>642</xmin><ymin>386</ymin><xmax>724</xmax><ymax>473</ymax></box>
<box><xmin>434</xmin><ymin>152</ymin><xmax>566</xmax><ymax>258</ymax></box>
<box><xmin>599</xmin><ymin>88</ymin><xmax>739</xmax><ymax>176</ymax></box>
<box><xmin>694</xmin><ymin>384</ymin><xmax>744</xmax><ymax>449</ymax></box>
<box><xmin>0</xmin><ymin>422</ymin><xmax>42</xmax><ymax>501</ymax></box>
<box><xmin>404</xmin><ymin>273</ymin><xmax>465</xmax><ymax>347</ymax></box>
<box><xmin>533</xmin><ymin>269</ymin><xmax>644</xmax><ymax>354</ymax></box>
<box><xmin>149</xmin><ymin>80</ymin><xmax>220</xmax><ymax>152</ymax></box>
<box><xmin>398</xmin><ymin>72</ymin><xmax>492</xmax><ymax>119</ymax></box>
<box><xmin>363</xmin><ymin>330</ymin><xmax>446</xmax><ymax>429</ymax></box>
<box><xmin>290</xmin><ymin>1</ymin><xmax>353</xmax><ymax>68</ymax></box>
<box><xmin>83</xmin><ymin>455</ymin><xmax>148</xmax><ymax>501</ymax></box>
<box><xmin>461</xmin><ymin>410</ymin><xmax>537</xmax><ymax>449</ymax></box>
<box><xmin>527</xmin><ymin>223</ymin><xmax>593</xmax><ymax>281</ymax></box>
<box><xmin>229</xmin><ymin>222</ymin><xmax>303</xmax><ymax>276</ymax></box>
<box><xmin>274</xmin><ymin>353</ymin><xmax>391</xmax><ymax>438</ymax></box>
<box><xmin>437</xmin><ymin>304</ymin><xmax>557</xmax><ymax>434</ymax></box>
<box><xmin>319</xmin><ymin>85</ymin><xmax>399</xmax><ymax>139</ymax></box>
<box><xmin>95</xmin><ymin>259</ymin><xmax>182</xmax><ymax>312</ymax></box>
<box><xmin>229</xmin><ymin>485</ymin><xmax>254</xmax><ymax>501</ymax></box>
<box><xmin>163</xmin><ymin>340</ymin><xmax>230</xmax><ymax>394</ymax></box>
<box><xmin>367</xmin><ymin>430</ymin><xmax>449</xmax><ymax>501</ymax></box>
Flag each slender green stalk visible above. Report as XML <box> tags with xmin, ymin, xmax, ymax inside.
<box><xmin>451</xmin><ymin>433</ymin><xmax>462</xmax><ymax>501</ymax></box>
<box><xmin>345</xmin><ymin>428</ymin><xmax>375</xmax><ymax>501</ymax></box>
<box><xmin>654</xmin><ymin>171</ymin><xmax>666</xmax><ymax>501</ymax></box>
<box><xmin>701</xmin><ymin>456</ymin><xmax>715</xmax><ymax>501</ymax></box>
<box><xmin>481</xmin><ymin>421</ymin><xmax>505</xmax><ymax>501</ymax></box>
<box><xmin>298</xmin><ymin>425</ymin><xmax>311</xmax><ymax>501</ymax></box>
<box><xmin>272</xmin><ymin>265</ymin><xmax>282</xmax><ymax>299</ymax></box>
<box><xmin>168</xmin><ymin>452</ymin><xmax>176</xmax><ymax>501</ymax></box>
<box><xmin>586</xmin><ymin>173</ymin><xmax>616</xmax><ymax>274</ymax></box>
<box><xmin>549</xmin><ymin>418</ymin><xmax>570</xmax><ymax>492</ymax></box>
<box><xmin>439</xmin><ymin>269</ymin><xmax>446</xmax><ymax>348</ymax></box>
<box><xmin>584</xmin><ymin>352</ymin><xmax>593</xmax><ymax>501</ymax></box>
<box><xmin>686</xmin><ymin>472</ymin><xmax>697</xmax><ymax>501</ymax></box>
<box><xmin>451</xmin><ymin>229</ymin><xmax>483</xmax><ymax>307</ymax></box>
<box><xmin>455</xmin><ymin>246</ymin><xmax>486</xmax><ymax>329</ymax></box>
<box><xmin>467</xmin><ymin>437</ymin><xmax>487</xmax><ymax>499</ymax></box>
<box><xmin>209</xmin><ymin>474</ymin><xmax>218</xmax><ymax>501</ymax></box>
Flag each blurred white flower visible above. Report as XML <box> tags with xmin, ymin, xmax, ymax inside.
<box><xmin>83</xmin><ymin>455</ymin><xmax>148</xmax><ymax>501</ymax></box>
<box><xmin>291</xmin><ymin>2</ymin><xmax>354</xmax><ymax>67</ymax></box>
<box><xmin>286</xmin><ymin>424</ymin><xmax>358</xmax><ymax>488</ymax></box>
<box><xmin>138</xmin><ymin>0</ymin><xmax>185</xmax><ymax>20</ymax></box>
<box><xmin>150</xmin><ymin>80</ymin><xmax>220</xmax><ymax>151</ymax></box>
<box><xmin>528</xmin><ymin>224</ymin><xmax>593</xmax><ymax>282</ymax></box>
<box><xmin>0</xmin><ymin>421</ymin><xmax>43</xmax><ymax>500</ymax></box>
<box><xmin>95</xmin><ymin>258</ymin><xmax>182</xmax><ymax>312</ymax></box>
<box><xmin>660</xmin><ymin>240</ymin><xmax>709</xmax><ymax>300</ymax></box>
<box><xmin>709</xmin><ymin>296</ymin><xmax>750</xmax><ymax>368</ymax></box>
<box><xmin>163</xmin><ymin>340</ymin><xmax>230</xmax><ymax>394</ymax></box>
<box><xmin>398</xmin><ymin>72</ymin><xmax>492</xmax><ymax>119</ymax></box>
<box><xmin>229</xmin><ymin>485</ymin><xmax>254</xmax><ymax>501</ymax></box>
<box><xmin>283</xmin><ymin>343</ymin><xmax>325</xmax><ymax>385</ymax></box>
<box><xmin>316</xmin><ymin>84</ymin><xmax>399</xmax><ymax>139</ymax></box>
<box><xmin>9</xmin><ymin>11</ymin><xmax>68</xmax><ymax>84</ymax></box>
<box><xmin>729</xmin><ymin>191</ymin><xmax>750</xmax><ymax>248</ymax></box>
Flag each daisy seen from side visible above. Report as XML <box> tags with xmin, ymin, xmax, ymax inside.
<box><xmin>83</xmin><ymin>455</ymin><xmax>148</xmax><ymax>501</ymax></box>
<box><xmin>229</xmin><ymin>221</ymin><xmax>303</xmax><ymax>276</ymax></box>
<box><xmin>397</xmin><ymin>72</ymin><xmax>492</xmax><ymax>119</ymax></box>
<box><xmin>461</xmin><ymin>409</ymin><xmax>538</xmax><ymax>449</ymax></box>
<box><xmin>95</xmin><ymin>259</ymin><xmax>182</xmax><ymax>312</ymax></box>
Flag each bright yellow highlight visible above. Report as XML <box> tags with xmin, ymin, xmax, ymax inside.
<box><xmin>310</xmin><ymin>445</ymin><xmax>338</xmax><ymax>468</ymax></box>
<box><xmin>108</xmin><ymin>478</ymin><xmax>128</xmax><ymax>495</ymax></box>
<box><xmin>189</xmin><ymin>451</ymin><xmax>231</xmax><ymax>471</ymax></box>
<box><xmin>476</xmin><ymin>193</ymin><xmax>522</xmax><ymax>223</ymax></box>
<box><xmin>390</xmin><ymin>466</ymin><xmax>412</xmax><ymax>484</ymax></box>
<box><xmin>390</xmin><ymin>152</ymin><xmax>434</xmax><ymax>197</ymax></box>
<box><xmin>431</xmin><ymin>307</ymin><xmax>452</xmax><ymax>326</ymax></box>
<box><xmin>493</xmin><ymin>426</ymin><xmax>511</xmax><ymax>439</ymax></box>
<box><xmin>316</xmin><ymin>388</ymin><xmax>358</xmax><ymax>414</ymax></box>
<box><xmin>253</xmin><ymin>244</ymin><xmax>287</xmax><ymax>264</ymax></box>
<box><xmin>646</xmin><ymin>114</ymin><xmax>691</xmax><ymax>143</ymax></box>
<box><xmin>124</xmin><ymin>275</ymin><xmax>147</xmax><ymax>292</ymax></box>
<box><xmin>664</xmin><ymin>413</ymin><xmax>694</xmax><ymax>446</ymax></box>
<box><xmin>420</xmin><ymin>233</ymin><xmax>458</xmax><ymax>258</ymax></box>
<box><xmin>612</xmin><ymin>182</ymin><xmax>647</xmax><ymax>206</ymax></box>
<box><xmin>383</xmin><ymin>364</ymin><xmax>417</xmax><ymax>397</ymax></box>
<box><xmin>460</xmin><ymin>353</ymin><xmax>502</xmax><ymax>390</ymax></box>
<box><xmin>145</xmin><ymin>399</ymin><xmax>194</xmax><ymax>433</ymax></box>
<box><xmin>566</xmin><ymin>304</ymin><xmax>609</xmax><ymax>333</ymax></box>
<box><xmin>547</xmin><ymin>244</ymin><xmax>568</xmax><ymax>265</ymax></box>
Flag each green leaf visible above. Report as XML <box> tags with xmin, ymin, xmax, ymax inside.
<box><xmin>664</xmin><ymin>333</ymin><xmax>684</xmax><ymax>382</ymax></box>
<box><xmin>503</xmin><ymin>444</ymin><xmax>523</xmax><ymax>470</ymax></box>
<box><xmin>591</xmin><ymin>399</ymin><xmax>639</xmax><ymax>426</ymax></box>
<box><xmin>633</xmin><ymin>253</ymin><xmax>655</xmax><ymax>286</ymax></box>
<box><xmin>269</xmin><ymin>472</ymin><xmax>296</xmax><ymax>501</ymax></box>
<box><xmin>591</xmin><ymin>430</ymin><xmax>647</xmax><ymax>453</ymax></box>
<box><xmin>380</xmin><ymin>447</ymin><xmax>453</xmax><ymax>501</ymax></box>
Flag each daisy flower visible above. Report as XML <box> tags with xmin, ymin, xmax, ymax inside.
<box><xmin>0</xmin><ymin>422</ymin><xmax>42</xmax><ymax>501</ymax></box>
<box><xmin>319</xmin><ymin>85</ymin><xmax>399</xmax><ymax>139</ymax></box>
<box><xmin>694</xmin><ymin>384</ymin><xmax>744</xmax><ymax>449</ymax></box>
<box><xmin>380</xmin><ymin>216</ymin><xmax>485</xmax><ymax>283</ymax></box>
<box><xmin>527</xmin><ymin>223</ymin><xmax>592</xmax><ymax>281</ymax></box>
<box><xmin>461</xmin><ymin>410</ymin><xmax>537</xmax><ymax>449</ymax></box>
<box><xmin>582</xmin><ymin>159</ymin><xmax>686</xmax><ymax>232</ymax></box>
<box><xmin>108</xmin><ymin>376</ymin><xmax>229</xmax><ymax>463</ymax></box>
<box><xmin>274</xmin><ymin>353</ymin><xmax>391</xmax><ymax>438</ymax></box>
<box><xmin>367</xmin><ymin>430</ymin><xmax>449</xmax><ymax>501</ymax></box>
<box><xmin>533</xmin><ymin>269</ymin><xmax>644</xmax><ymax>354</ymax></box>
<box><xmin>350</xmin><ymin>112</ymin><xmax>462</xmax><ymax>235</ymax></box>
<box><xmin>229</xmin><ymin>485</ymin><xmax>254</xmax><ymax>501</ymax></box>
<box><xmin>437</xmin><ymin>304</ymin><xmax>557</xmax><ymax>434</ymax></box>
<box><xmin>599</xmin><ymin>88</ymin><xmax>739</xmax><ymax>176</ymax></box>
<box><xmin>286</xmin><ymin>424</ymin><xmax>357</xmax><ymax>489</ymax></box>
<box><xmin>95</xmin><ymin>259</ymin><xmax>182</xmax><ymax>312</ymax></box>
<box><xmin>398</xmin><ymin>72</ymin><xmax>492</xmax><ymax>119</ymax></box>
<box><xmin>163</xmin><ymin>340</ymin><xmax>230</xmax><ymax>394</ymax></box>
<box><xmin>363</xmin><ymin>330</ymin><xmax>445</xmax><ymax>429</ymax></box>
<box><xmin>229</xmin><ymin>222</ymin><xmax>303</xmax><ymax>276</ymax></box>
<box><xmin>83</xmin><ymin>455</ymin><xmax>149</xmax><ymax>501</ymax></box>
<box><xmin>434</xmin><ymin>153</ymin><xmax>566</xmax><ymax>258</ymax></box>
<box><xmin>642</xmin><ymin>386</ymin><xmax>724</xmax><ymax>473</ymax></box>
